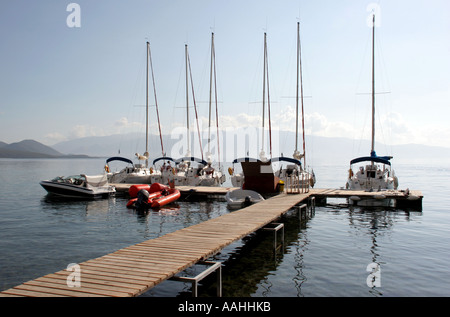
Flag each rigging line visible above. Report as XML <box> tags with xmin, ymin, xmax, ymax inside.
<box><xmin>296</xmin><ymin>22</ymin><xmax>300</xmax><ymax>155</ymax></box>
<box><xmin>266</xmin><ymin>38</ymin><xmax>272</xmax><ymax>158</ymax></box>
<box><xmin>375</xmin><ymin>27</ymin><xmax>394</xmax><ymax>154</ymax></box>
<box><xmin>298</xmin><ymin>22</ymin><xmax>306</xmax><ymax>167</ymax></box>
<box><xmin>352</xmin><ymin>23</ymin><xmax>371</xmax><ymax>151</ymax></box>
<box><xmin>371</xmin><ymin>14</ymin><xmax>375</xmax><ymax>155</ymax></box>
<box><xmin>212</xmin><ymin>33</ymin><xmax>222</xmax><ymax>168</ymax></box>
<box><xmin>261</xmin><ymin>33</ymin><xmax>266</xmax><ymax>156</ymax></box>
<box><xmin>208</xmin><ymin>33</ymin><xmax>213</xmax><ymax>155</ymax></box>
<box><xmin>148</xmin><ymin>42</ymin><xmax>165</xmax><ymax>156</ymax></box>
<box><xmin>146</xmin><ymin>41</ymin><xmax>149</xmax><ymax>158</ymax></box>
<box><xmin>185</xmin><ymin>44</ymin><xmax>190</xmax><ymax>154</ymax></box>
<box><xmin>168</xmin><ymin>51</ymin><xmax>185</xmax><ymax>135</ymax></box>
<box><xmin>187</xmin><ymin>51</ymin><xmax>204</xmax><ymax>160</ymax></box>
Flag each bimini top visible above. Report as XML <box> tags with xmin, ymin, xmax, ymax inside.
<box><xmin>175</xmin><ymin>156</ymin><xmax>207</xmax><ymax>166</ymax></box>
<box><xmin>350</xmin><ymin>151</ymin><xmax>393</xmax><ymax>166</ymax></box>
<box><xmin>232</xmin><ymin>157</ymin><xmax>302</xmax><ymax>165</ymax></box>
<box><xmin>82</xmin><ymin>174</ymin><xmax>108</xmax><ymax>187</ymax></box>
<box><xmin>152</xmin><ymin>156</ymin><xmax>175</xmax><ymax>165</ymax></box>
<box><xmin>271</xmin><ymin>157</ymin><xmax>302</xmax><ymax>166</ymax></box>
<box><xmin>106</xmin><ymin>156</ymin><xmax>134</xmax><ymax>165</ymax></box>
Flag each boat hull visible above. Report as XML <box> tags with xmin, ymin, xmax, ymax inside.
<box><xmin>40</xmin><ymin>181</ymin><xmax>114</xmax><ymax>199</ymax></box>
<box><xmin>151</xmin><ymin>189</ymin><xmax>181</xmax><ymax>208</ymax></box>
<box><xmin>225</xmin><ymin>189</ymin><xmax>264</xmax><ymax>210</ymax></box>
<box><xmin>126</xmin><ymin>183</ymin><xmax>180</xmax><ymax>210</ymax></box>
<box><xmin>348</xmin><ymin>195</ymin><xmax>396</xmax><ymax>208</ymax></box>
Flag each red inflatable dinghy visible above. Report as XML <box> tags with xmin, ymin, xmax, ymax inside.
<box><xmin>127</xmin><ymin>183</ymin><xmax>180</xmax><ymax>210</ymax></box>
<box><xmin>129</xmin><ymin>183</ymin><xmax>169</xmax><ymax>198</ymax></box>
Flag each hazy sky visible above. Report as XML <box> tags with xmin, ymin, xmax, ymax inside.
<box><xmin>1</xmin><ymin>0</ymin><xmax>449</xmax><ymax>149</ymax></box>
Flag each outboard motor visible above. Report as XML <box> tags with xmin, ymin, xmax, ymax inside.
<box><xmin>136</xmin><ymin>189</ymin><xmax>151</xmax><ymax>211</ymax></box>
<box><xmin>242</xmin><ymin>195</ymin><xmax>252</xmax><ymax>207</ymax></box>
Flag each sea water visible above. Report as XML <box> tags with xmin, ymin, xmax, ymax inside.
<box><xmin>0</xmin><ymin>158</ymin><xmax>449</xmax><ymax>297</ymax></box>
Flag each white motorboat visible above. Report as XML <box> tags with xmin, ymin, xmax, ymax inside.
<box><xmin>346</xmin><ymin>14</ymin><xmax>399</xmax><ymax>207</ymax></box>
<box><xmin>40</xmin><ymin>174</ymin><xmax>115</xmax><ymax>199</ymax></box>
<box><xmin>225</xmin><ymin>189</ymin><xmax>265</xmax><ymax>210</ymax></box>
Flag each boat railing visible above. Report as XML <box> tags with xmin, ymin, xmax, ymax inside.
<box><xmin>286</xmin><ymin>173</ymin><xmax>309</xmax><ymax>194</ymax></box>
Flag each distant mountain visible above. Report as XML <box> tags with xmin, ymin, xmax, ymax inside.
<box><xmin>53</xmin><ymin>134</ymin><xmax>141</xmax><ymax>158</ymax></box>
<box><xmin>0</xmin><ymin>139</ymin><xmax>90</xmax><ymax>159</ymax></box>
<box><xmin>53</xmin><ymin>133</ymin><xmax>179</xmax><ymax>159</ymax></box>
<box><xmin>7</xmin><ymin>139</ymin><xmax>63</xmax><ymax>156</ymax></box>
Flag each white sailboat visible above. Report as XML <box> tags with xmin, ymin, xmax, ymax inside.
<box><xmin>230</xmin><ymin>27</ymin><xmax>315</xmax><ymax>194</ymax></box>
<box><xmin>274</xmin><ymin>22</ymin><xmax>316</xmax><ymax>191</ymax></box>
<box><xmin>106</xmin><ymin>41</ymin><xmax>163</xmax><ymax>184</ymax></box>
<box><xmin>346</xmin><ymin>14</ymin><xmax>399</xmax><ymax>207</ymax></box>
<box><xmin>229</xmin><ymin>32</ymin><xmax>281</xmax><ymax>195</ymax></box>
<box><xmin>169</xmin><ymin>39</ymin><xmax>226</xmax><ymax>187</ymax></box>
<box><xmin>199</xmin><ymin>32</ymin><xmax>226</xmax><ymax>186</ymax></box>
<box><xmin>168</xmin><ymin>44</ymin><xmax>211</xmax><ymax>186</ymax></box>
<box><xmin>105</xmin><ymin>156</ymin><xmax>151</xmax><ymax>184</ymax></box>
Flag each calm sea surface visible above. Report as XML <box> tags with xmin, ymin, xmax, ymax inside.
<box><xmin>0</xmin><ymin>158</ymin><xmax>449</xmax><ymax>297</ymax></box>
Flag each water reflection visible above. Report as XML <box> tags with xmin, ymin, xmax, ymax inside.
<box><xmin>346</xmin><ymin>206</ymin><xmax>422</xmax><ymax>296</ymax></box>
<box><xmin>40</xmin><ymin>194</ymin><xmax>114</xmax><ymax>217</ymax></box>
<box><xmin>166</xmin><ymin>204</ymin><xmax>423</xmax><ymax>297</ymax></box>
<box><xmin>291</xmin><ymin>231</ymin><xmax>309</xmax><ymax>297</ymax></box>
<box><xmin>38</xmin><ymin>192</ymin><xmax>424</xmax><ymax>297</ymax></box>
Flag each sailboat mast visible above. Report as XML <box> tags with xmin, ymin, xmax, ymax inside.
<box><xmin>185</xmin><ymin>44</ymin><xmax>190</xmax><ymax>156</ymax></box>
<box><xmin>371</xmin><ymin>14</ymin><xmax>376</xmax><ymax>156</ymax></box>
<box><xmin>187</xmin><ymin>51</ymin><xmax>204</xmax><ymax>160</ymax></box>
<box><xmin>147</xmin><ymin>41</ymin><xmax>165</xmax><ymax>156</ymax></box>
<box><xmin>295</xmin><ymin>23</ymin><xmax>299</xmax><ymax>155</ymax></box>
<box><xmin>293</xmin><ymin>22</ymin><xmax>306</xmax><ymax>167</ymax></box>
<box><xmin>261</xmin><ymin>32</ymin><xmax>267</xmax><ymax>158</ymax></box>
<box><xmin>145</xmin><ymin>41</ymin><xmax>149</xmax><ymax>167</ymax></box>
<box><xmin>299</xmin><ymin>22</ymin><xmax>306</xmax><ymax>167</ymax></box>
<box><xmin>208</xmin><ymin>32</ymin><xmax>221</xmax><ymax>167</ymax></box>
<box><xmin>208</xmin><ymin>33</ymin><xmax>214</xmax><ymax>157</ymax></box>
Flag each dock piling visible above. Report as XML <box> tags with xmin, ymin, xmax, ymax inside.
<box><xmin>170</xmin><ymin>261</ymin><xmax>222</xmax><ymax>297</ymax></box>
<box><xmin>263</xmin><ymin>223</ymin><xmax>285</xmax><ymax>254</ymax></box>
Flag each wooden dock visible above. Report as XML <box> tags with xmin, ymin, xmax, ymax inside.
<box><xmin>0</xmin><ymin>191</ymin><xmax>312</xmax><ymax>297</ymax></box>
<box><xmin>0</xmin><ymin>186</ymin><xmax>422</xmax><ymax>297</ymax></box>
